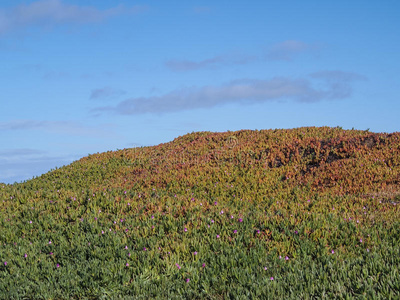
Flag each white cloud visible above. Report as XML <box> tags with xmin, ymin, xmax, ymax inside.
<box><xmin>0</xmin><ymin>0</ymin><xmax>147</xmax><ymax>35</ymax></box>
<box><xmin>93</xmin><ymin>71</ymin><xmax>366</xmax><ymax>115</ymax></box>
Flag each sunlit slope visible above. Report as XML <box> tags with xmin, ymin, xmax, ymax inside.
<box><xmin>0</xmin><ymin>126</ymin><xmax>399</xmax><ymax>298</ymax></box>
<box><xmin>14</xmin><ymin>126</ymin><xmax>400</xmax><ymax>199</ymax></box>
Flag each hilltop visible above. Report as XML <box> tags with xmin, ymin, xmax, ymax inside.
<box><xmin>0</xmin><ymin>127</ymin><xmax>399</xmax><ymax>298</ymax></box>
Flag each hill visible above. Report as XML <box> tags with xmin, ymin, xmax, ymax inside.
<box><xmin>1</xmin><ymin>126</ymin><xmax>399</xmax><ymax>298</ymax></box>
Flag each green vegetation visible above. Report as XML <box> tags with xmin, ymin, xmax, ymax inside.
<box><xmin>1</xmin><ymin>126</ymin><xmax>399</xmax><ymax>299</ymax></box>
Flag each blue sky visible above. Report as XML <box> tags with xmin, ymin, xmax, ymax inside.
<box><xmin>1</xmin><ymin>0</ymin><xmax>399</xmax><ymax>184</ymax></box>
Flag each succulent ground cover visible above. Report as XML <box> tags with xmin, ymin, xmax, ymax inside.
<box><xmin>0</xmin><ymin>126</ymin><xmax>399</xmax><ymax>299</ymax></box>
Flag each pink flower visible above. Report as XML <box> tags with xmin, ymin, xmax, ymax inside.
<box><xmin>49</xmin><ymin>241</ymin><xmax>52</xmax><ymax>244</ymax></box>
<box><xmin>126</xmin><ymin>263</ymin><xmax>129</xmax><ymax>267</ymax></box>
<box><xmin>217</xmin><ymin>235</ymin><xmax>220</xmax><ymax>238</ymax></box>
<box><xmin>4</xmin><ymin>262</ymin><xmax>7</xmax><ymax>266</ymax></box>
<box><xmin>56</xmin><ymin>264</ymin><xmax>60</xmax><ymax>268</ymax></box>
<box><xmin>233</xmin><ymin>230</ymin><xmax>237</xmax><ymax>233</ymax></box>
<box><xmin>285</xmin><ymin>256</ymin><xmax>289</xmax><ymax>260</ymax></box>
<box><xmin>193</xmin><ymin>251</ymin><xmax>197</xmax><ymax>255</ymax></box>
<box><xmin>331</xmin><ymin>250</ymin><xmax>335</xmax><ymax>254</ymax></box>
<box><xmin>143</xmin><ymin>247</ymin><xmax>147</xmax><ymax>251</ymax></box>
<box><xmin>202</xmin><ymin>263</ymin><xmax>206</xmax><ymax>268</ymax></box>
<box><xmin>186</xmin><ymin>278</ymin><xmax>190</xmax><ymax>283</ymax></box>
<box><xmin>24</xmin><ymin>253</ymin><xmax>27</xmax><ymax>258</ymax></box>
<box><xmin>125</xmin><ymin>246</ymin><xmax>128</xmax><ymax>250</ymax></box>
<box><xmin>270</xmin><ymin>277</ymin><xmax>274</xmax><ymax>280</ymax></box>
<box><xmin>184</xmin><ymin>228</ymin><xmax>188</xmax><ymax>232</ymax></box>
<box><xmin>238</xmin><ymin>218</ymin><xmax>243</xmax><ymax>222</ymax></box>
<box><xmin>176</xmin><ymin>263</ymin><xmax>181</xmax><ymax>269</ymax></box>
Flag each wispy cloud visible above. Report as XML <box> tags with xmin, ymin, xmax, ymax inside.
<box><xmin>310</xmin><ymin>71</ymin><xmax>367</xmax><ymax>99</ymax></box>
<box><xmin>90</xmin><ymin>87</ymin><xmax>126</xmax><ymax>100</ymax></box>
<box><xmin>166</xmin><ymin>56</ymin><xmax>225</xmax><ymax>72</ymax></box>
<box><xmin>92</xmin><ymin>71</ymin><xmax>366</xmax><ymax>115</ymax></box>
<box><xmin>0</xmin><ymin>0</ymin><xmax>147</xmax><ymax>35</ymax></box>
<box><xmin>266</xmin><ymin>40</ymin><xmax>319</xmax><ymax>61</ymax></box>
<box><xmin>0</xmin><ymin>150</ymin><xmax>80</xmax><ymax>184</ymax></box>
<box><xmin>166</xmin><ymin>40</ymin><xmax>319</xmax><ymax>72</ymax></box>
<box><xmin>0</xmin><ymin>120</ymin><xmax>116</xmax><ymax>138</ymax></box>
<box><xmin>193</xmin><ymin>6</ymin><xmax>212</xmax><ymax>14</ymax></box>
<box><xmin>165</xmin><ymin>54</ymin><xmax>256</xmax><ymax>72</ymax></box>
<box><xmin>0</xmin><ymin>148</ymin><xmax>45</xmax><ymax>157</ymax></box>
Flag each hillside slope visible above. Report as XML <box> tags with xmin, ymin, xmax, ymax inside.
<box><xmin>1</xmin><ymin>126</ymin><xmax>399</xmax><ymax>298</ymax></box>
